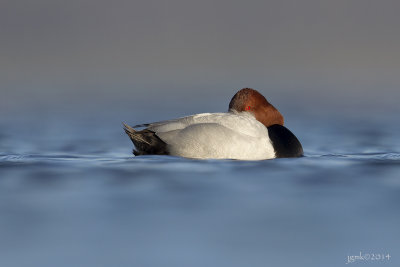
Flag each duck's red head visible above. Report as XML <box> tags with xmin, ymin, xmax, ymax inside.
<box><xmin>228</xmin><ymin>88</ymin><xmax>284</xmax><ymax>127</ymax></box>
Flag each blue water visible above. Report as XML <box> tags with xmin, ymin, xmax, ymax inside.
<box><xmin>1</xmin><ymin>113</ymin><xmax>399</xmax><ymax>267</ymax></box>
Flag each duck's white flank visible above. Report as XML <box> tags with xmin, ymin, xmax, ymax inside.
<box><xmin>144</xmin><ymin>112</ymin><xmax>275</xmax><ymax>160</ymax></box>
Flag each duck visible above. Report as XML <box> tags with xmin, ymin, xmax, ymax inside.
<box><xmin>123</xmin><ymin>88</ymin><xmax>303</xmax><ymax>160</ymax></box>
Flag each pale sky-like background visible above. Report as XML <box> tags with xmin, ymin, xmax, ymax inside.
<box><xmin>1</xmin><ymin>0</ymin><xmax>400</xmax><ymax>122</ymax></box>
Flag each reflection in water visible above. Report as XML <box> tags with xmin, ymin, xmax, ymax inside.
<box><xmin>0</xmin><ymin>117</ymin><xmax>399</xmax><ymax>267</ymax></box>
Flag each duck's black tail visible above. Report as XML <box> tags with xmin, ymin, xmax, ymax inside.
<box><xmin>123</xmin><ymin>123</ymin><xmax>169</xmax><ymax>156</ymax></box>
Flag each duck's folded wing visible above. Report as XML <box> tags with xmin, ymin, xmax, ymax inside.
<box><xmin>133</xmin><ymin>113</ymin><xmax>213</xmax><ymax>132</ymax></box>
<box><xmin>138</xmin><ymin>112</ymin><xmax>267</xmax><ymax>139</ymax></box>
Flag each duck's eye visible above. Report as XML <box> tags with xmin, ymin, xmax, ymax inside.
<box><xmin>245</xmin><ymin>106</ymin><xmax>251</xmax><ymax>110</ymax></box>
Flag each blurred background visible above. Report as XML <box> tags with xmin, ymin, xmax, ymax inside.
<box><xmin>1</xmin><ymin>0</ymin><xmax>400</xmax><ymax>125</ymax></box>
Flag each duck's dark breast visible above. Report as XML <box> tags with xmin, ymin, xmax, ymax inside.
<box><xmin>267</xmin><ymin>124</ymin><xmax>303</xmax><ymax>158</ymax></box>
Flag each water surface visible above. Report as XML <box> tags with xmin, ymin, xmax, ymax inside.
<box><xmin>1</xmin><ymin>114</ymin><xmax>399</xmax><ymax>267</ymax></box>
